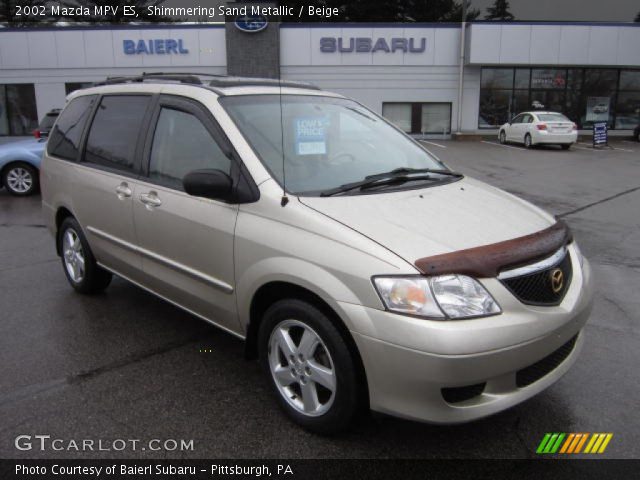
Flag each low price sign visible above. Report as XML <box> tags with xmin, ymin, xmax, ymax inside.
<box><xmin>593</xmin><ymin>122</ymin><xmax>608</xmax><ymax>147</ymax></box>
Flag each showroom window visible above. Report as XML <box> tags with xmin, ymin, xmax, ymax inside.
<box><xmin>479</xmin><ymin>67</ymin><xmax>636</xmax><ymax>130</ymax></box>
<box><xmin>615</xmin><ymin>70</ymin><xmax>640</xmax><ymax>129</ymax></box>
<box><xmin>383</xmin><ymin>102</ymin><xmax>451</xmax><ymax>134</ymax></box>
<box><xmin>0</xmin><ymin>84</ymin><xmax>38</xmax><ymax>136</ymax></box>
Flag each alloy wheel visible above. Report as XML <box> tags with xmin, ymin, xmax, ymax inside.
<box><xmin>6</xmin><ymin>167</ymin><xmax>33</xmax><ymax>194</ymax></box>
<box><xmin>268</xmin><ymin>319</ymin><xmax>336</xmax><ymax>417</ymax></box>
<box><xmin>63</xmin><ymin>228</ymin><xmax>86</xmax><ymax>283</ymax></box>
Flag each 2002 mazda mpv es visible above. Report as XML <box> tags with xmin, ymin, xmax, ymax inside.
<box><xmin>41</xmin><ymin>74</ymin><xmax>593</xmax><ymax>433</ymax></box>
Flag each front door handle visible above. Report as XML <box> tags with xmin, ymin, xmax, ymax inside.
<box><xmin>139</xmin><ymin>192</ymin><xmax>162</xmax><ymax>209</ymax></box>
<box><xmin>115</xmin><ymin>183</ymin><xmax>132</xmax><ymax>199</ymax></box>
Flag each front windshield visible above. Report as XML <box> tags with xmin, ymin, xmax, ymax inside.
<box><xmin>220</xmin><ymin>95</ymin><xmax>448</xmax><ymax>195</ymax></box>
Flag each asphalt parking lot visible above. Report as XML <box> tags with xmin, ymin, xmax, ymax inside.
<box><xmin>1</xmin><ymin>138</ymin><xmax>639</xmax><ymax>459</ymax></box>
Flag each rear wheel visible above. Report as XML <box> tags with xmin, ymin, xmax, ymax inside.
<box><xmin>258</xmin><ymin>299</ymin><xmax>361</xmax><ymax>434</ymax></box>
<box><xmin>2</xmin><ymin>163</ymin><xmax>39</xmax><ymax>196</ymax></box>
<box><xmin>524</xmin><ymin>133</ymin><xmax>533</xmax><ymax>149</ymax></box>
<box><xmin>499</xmin><ymin>131</ymin><xmax>506</xmax><ymax>144</ymax></box>
<box><xmin>561</xmin><ymin>144</ymin><xmax>571</xmax><ymax>150</ymax></box>
<box><xmin>58</xmin><ymin>217</ymin><xmax>112</xmax><ymax>294</ymax></box>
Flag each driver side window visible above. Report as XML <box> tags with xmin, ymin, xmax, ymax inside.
<box><xmin>148</xmin><ymin>107</ymin><xmax>231</xmax><ymax>191</ymax></box>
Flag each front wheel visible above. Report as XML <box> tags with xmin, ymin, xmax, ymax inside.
<box><xmin>3</xmin><ymin>163</ymin><xmax>39</xmax><ymax>196</ymax></box>
<box><xmin>561</xmin><ymin>144</ymin><xmax>571</xmax><ymax>150</ymax></box>
<box><xmin>258</xmin><ymin>299</ymin><xmax>362</xmax><ymax>434</ymax></box>
<box><xmin>499</xmin><ymin>131</ymin><xmax>506</xmax><ymax>144</ymax></box>
<box><xmin>524</xmin><ymin>134</ymin><xmax>533</xmax><ymax>149</ymax></box>
<box><xmin>58</xmin><ymin>217</ymin><xmax>112</xmax><ymax>294</ymax></box>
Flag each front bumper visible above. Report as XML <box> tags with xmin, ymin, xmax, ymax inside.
<box><xmin>340</xmin><ymin>245</ymin><xmax>594</xmax><ymax>424</ymax></box>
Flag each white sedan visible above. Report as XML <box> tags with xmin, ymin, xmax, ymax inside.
<box><xmin>499</xmin><ymin>111</ymin><xmax>578</xmax><ymax>150</ymax></box>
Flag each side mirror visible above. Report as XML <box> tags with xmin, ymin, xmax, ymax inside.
<box><xmin>183</xmin><ymin>169</ymin><xmax>233</xmax><ymax>202</ymax></box>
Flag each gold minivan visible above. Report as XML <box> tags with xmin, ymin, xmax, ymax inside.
<box><xmin>42</xmin><ymin>74</ymin><xmax>593</xmax><ymax>433</ymax></box>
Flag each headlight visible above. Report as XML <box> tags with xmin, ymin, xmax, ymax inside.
<box><xmin>373</xmin><ymin>275</ymin><xmax>501</xmax><ymax>320</ymax></box>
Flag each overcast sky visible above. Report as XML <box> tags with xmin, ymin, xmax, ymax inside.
<box><xmin>160</xmin><ymin>0</ymin><xmax>640</xmax><ymax>22</ymax></box>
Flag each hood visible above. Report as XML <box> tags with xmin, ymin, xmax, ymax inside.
<box><xmin>299</xmin><ymin>177</ymin><xmax>555</xmax><ymax>268</ymax></box>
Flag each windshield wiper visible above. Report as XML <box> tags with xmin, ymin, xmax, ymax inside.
<box><xmin>320</xmin><ymin>168</ymin><xmax>462</xmax><ymax>197</ymax></box>
<box><xmin>366</xmin><ymin>167</ymin><xmax>461</xmax><ymax>180</ymax></box>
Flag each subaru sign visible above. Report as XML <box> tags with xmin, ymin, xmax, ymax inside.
<box><xmin>320</xmin><ymin>37</ymin><xmax>426</xmax><ymax>54</ymax></box>
<box><xmin>234</xmin><ymin>15</ymin><xmax>268</xmax><ymax>33</ymax></box>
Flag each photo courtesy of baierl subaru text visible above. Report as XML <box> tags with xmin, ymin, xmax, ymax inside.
<box><xmin>1</xmin><ymin>0</ymin><xmax>639</xmax><ymax>479</ymax></box>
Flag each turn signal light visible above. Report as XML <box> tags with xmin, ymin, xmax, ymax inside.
<box><xmin>33</xmin><ymin>129</ymin><xmax>41</xmax><ymax>139</ymax></box>
<box><xmin>536</xmin><ymin>124</ymin><xmax>548</xmax><ymax>130</ymax></box>
<box><xmin>572</xmin><ymin>123</ymin><xmax>578</xmax><ymax>130</ymax></box>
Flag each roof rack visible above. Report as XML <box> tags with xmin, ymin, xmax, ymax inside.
<box><xmin>206</xmin><ymin>76</ymin><xmax>321</xmax><ymax>91</ymax></box>
<box><xmin>93</xmin><ymin>72</ymin><xmax>204</xmax><ymax>86</ymax></box>
<box><xmin>92</xmin><ymin>72</ymin><xmax>321</xmax><ymax>93</ymax></box>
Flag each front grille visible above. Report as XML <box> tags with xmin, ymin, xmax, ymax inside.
<box><xmin>516</xmin><ymin>335</ymin><xmax>578</xmax><ymax>388</ymax></box>
<box><xmin>441</xmin><ymin>383</ymin><xmax>486</xmax><ymax>404</ymax></box>
<box><xmin>501</xmin><ymin>252</ymin><xmax>573</xmax><ymax>306</ymax></box>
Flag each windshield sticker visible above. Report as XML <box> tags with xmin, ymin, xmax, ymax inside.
<box><xmin>294</xmin><ymin>116</ymin><xmax>329</xmax><ymax>155</ymax></box>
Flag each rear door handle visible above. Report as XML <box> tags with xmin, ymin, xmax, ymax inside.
<box><xmin>139</xmin><ymin>192</ymin><xmax>162</xmax><ymax>209</ymax></box>
<box><xmin>115</xmin><ymin>183</ymin><xmax>132</xmax><ymax>199</ymax></box>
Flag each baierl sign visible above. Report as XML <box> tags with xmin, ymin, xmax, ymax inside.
<box><xmin>320</xmin><ymin>37</ymin><xmax>426</xmax><ymax>53</ymax></box>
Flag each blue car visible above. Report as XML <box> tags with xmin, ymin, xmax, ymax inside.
<box><xmin>0</xmin><ymin>137</ymin><xmax>46</xmax><ymax>196</ymax></box>
<box><xmin>1</xmin><ymin>109</ymin><xmax>59</xmax><ymax>196</ymax></box>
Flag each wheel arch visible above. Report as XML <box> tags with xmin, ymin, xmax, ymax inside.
<box><xmin>0</xmin><ymin>160</ymin><xmax>39</xmax><ymax>187</ymax></box>
<box><xmin>245</xmin><ymin>280</ymin><xmax>370</xmax><ymax>407</ymax></box>
<box><xmin>54</xmin><ymin>206</ymin><xmax>75</xmax><ymax>256</ymax></box>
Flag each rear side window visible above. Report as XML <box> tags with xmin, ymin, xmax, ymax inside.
<box><xmin>148</xmin><ymin>107</ymin><xmax>231</xmax><ymax>190</ymax></box>
<box><xmin>84</xmin><ymin>95</ymin><xmax>151</xmax><ymax>173</ymax></box>
<box><xmin>48</xmin><ymin>96</ymin><xmax>96</xmax><ymax>161</ymax></box>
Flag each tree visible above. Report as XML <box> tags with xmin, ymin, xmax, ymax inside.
<box><xmin>485</xmin><ymin>0</ymin><xmax>515</xmax><ymax>21</ymax></box>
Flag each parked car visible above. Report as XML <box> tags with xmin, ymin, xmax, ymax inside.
<box><xmin>499</xmin><ymin>111</ymin><xmax>578</xmax><ymax>149</ymax></box>
<box><xmin>0</xmin><ymin>137</ymin><xmax>46</xmax><ymax>196</ymax></box>
<box><xmin>591</xmin><ymin>103</ymin><xmax>609</xmax><ymax>114</ymax></box>
<box><xmin>34</xmin><ymin>108</ymin><xmax>61</xmax><ymax>138</ymax></box>
<box><xmin>0</xmin><ymin>109</ymin><xmax>60</xmax><ymax>196</ymax></box>
<box><xmin>41</xmin><ymin>74</ymin><xmax>593</xmax><ymax>433</ymax></box>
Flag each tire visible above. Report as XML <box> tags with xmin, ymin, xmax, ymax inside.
<box><xmin>258</xmin><ymin>299</ymin><xmax>361</xmax><ymax>434</ymax></box>
<box><xmin>561</xmin><ymin>144</ymin><xmax>571</xmax><ymax>150</ymax></box>
<box><xmin>524</xmin><ymin>133</ymin><xmax>533</xmax><ymax>149</ymax></box>
<box><xmin>58</xmin><ymin>217</ymin><xmax>112</xmax><ymax>294</ymax></box>
<box><xmin>2</xmin><ymin>162</ymin><xmax>39</xmax><ymax>196</ymax></box>
<box><xmin>499</xmin><ymin>131</ymin><xmax>506</xmax><ymax>144</ymax></box>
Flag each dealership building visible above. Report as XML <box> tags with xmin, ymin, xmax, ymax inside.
<box><xmin>0</xmin><ymin>21</ymin><xmax>639</xmax><ymax>137</ymax></box>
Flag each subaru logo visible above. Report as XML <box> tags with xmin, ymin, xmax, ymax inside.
<box><xmin>234</xmin><ymin>15</ymin><xmax>268</xmax><ymax>33</ymax></box>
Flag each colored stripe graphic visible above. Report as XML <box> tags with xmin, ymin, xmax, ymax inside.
<box><xmin>536</xmin><ymin>433</ymin><xmax>552</xmax><ymax>454</ymax></box>
<box><xmin>559</xmin><ymin>433</ymin><xmax>575</xmax><ymax>453</ymax></box>
<box><xmin>538</xmin><ymin>433</ymin><xmax>613</xmax><ymax>454</ymax></box>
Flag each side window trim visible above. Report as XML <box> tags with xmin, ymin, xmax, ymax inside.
<box><xmin>139</xmin><ymin>93</ymin><xmax>259</xmax><ymax>203</ymax></box>
<box><xmin>141</xmin><ymin>95</ymin><xmax>232</xmax><ymax>178</ymax></box>
<box><xmin>79</xmin><ymin>93</ymin><xmax>157</xmax><ymax>179</ymax></box>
